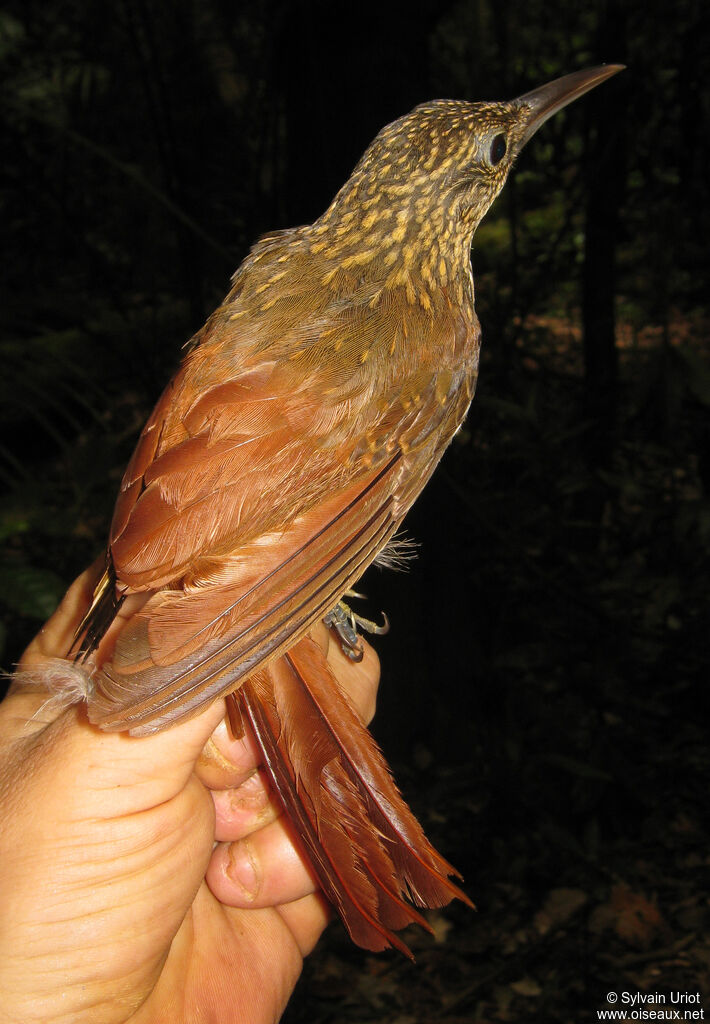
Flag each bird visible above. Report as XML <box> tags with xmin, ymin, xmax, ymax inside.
<box><xmin>66</xmin><ymin>64</ymin><xmax>623</xmax><ymax>955</ymax></box>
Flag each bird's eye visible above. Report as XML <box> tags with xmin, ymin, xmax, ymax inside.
<box><xmin>490</xmin><ymin>133</ymin><xmax>507</xmax><ymax>165</ymax></box>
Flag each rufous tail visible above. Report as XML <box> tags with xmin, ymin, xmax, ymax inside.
<box><xmin>233</xmin><ymin>634</ymin><xmax>472</xmax><ymax>956</ymax></box>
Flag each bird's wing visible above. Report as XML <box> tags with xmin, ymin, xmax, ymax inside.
<box><xmin>84</xmin><ymin>286</ymin><xmax>471</xmax><ymax>733</ymax></box>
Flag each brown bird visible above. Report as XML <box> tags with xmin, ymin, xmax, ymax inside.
<box><xmin>69</xmin><ymin>65</ymin><xmax>623</xmax><ymax>955</ymax></box>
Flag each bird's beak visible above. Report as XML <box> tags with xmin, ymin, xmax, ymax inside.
<box><xmin>514</xmin><ymin>64</ymin><xmax>625</xmax><ymax>152</ymax></box>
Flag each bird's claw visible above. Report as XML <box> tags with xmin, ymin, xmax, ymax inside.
<box><xmin>324</xmin><ymin>598</ymin><xmax>389</xmax><ymax>662</ymax></box>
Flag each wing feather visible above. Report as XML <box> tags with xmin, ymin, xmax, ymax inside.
<box><xmin>88</xmin><ymin>453</ymin><xmax>402</xmax><ymax>732</ymax></box>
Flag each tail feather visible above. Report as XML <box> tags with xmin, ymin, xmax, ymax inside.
<box><xmin>70</xmin><ymin>557</ymin><xmax>124</xmax><ymax>662</ymax></box>
<box><xmin>237</xmin><ymin>635</ymin><xmax>471</xmax><ymax>955</ymax></box>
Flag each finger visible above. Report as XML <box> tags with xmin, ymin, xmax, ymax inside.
<box><xmin>276</xmin><ymin>892</ymin><xmax>332</xmax><ymax>957</ymax></box>
<box><xmin>195</xmin><ymin>717</ymin><xmax>263</xmax><ymax>790</ymax></box>
<box><xmin>7</xmin><ymin>562</ymin><xmax>104</xmax><ymax>736</ymax></box>
<box><xmin>4</xmin><ymin>697</ymin><xmax>227</xmax><ymax>817</ymax></box>
<box><xmin>16</xmin><ymin>559</ymin><xmax>104</xmax><ymax>671</ymax></box>
<box><xmin>325</xmin><ymin>634</ymin><xmax>380</xmax><ymax>725</ymax></box>
<box><xmin>211</xmin><ymin>770</ymin><xmax>279</xmax><ymax>841</ymax></box>
<box><xmin>206</xmin><ymin>816</ymin><xmax>318</xmax><ymax>909</ymax></box>
<box><xmin>196</xmin><ymin>625</ymin><xmax>379</xmax><ymax>787</ymax></box>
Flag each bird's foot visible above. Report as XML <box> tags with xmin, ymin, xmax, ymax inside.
<box><xmin>324</xmin><ymin>594</ymin><xmax>389</xmax><ymax>662</ymax></box>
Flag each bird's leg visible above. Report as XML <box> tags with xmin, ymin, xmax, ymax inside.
<box><xmin>324</xmin><ymin>591</ymin><xmax>390</xmax><ymax>662</ymax></box>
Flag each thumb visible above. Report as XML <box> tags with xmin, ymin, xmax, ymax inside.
<box><xmin>3</xmin><ymin>673</ymin><xmax>226</xmax><ymax>822</ymax></box>
<box><xmin>4</xmin><ymin>562</ymin><xmax>227</xmax><ymax>813</ymax></box>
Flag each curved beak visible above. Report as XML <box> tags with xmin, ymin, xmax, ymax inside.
<box><xmin>514</xmin><ymin>64</ymin><xmax>625</xmax><ymax>152</ymax></box>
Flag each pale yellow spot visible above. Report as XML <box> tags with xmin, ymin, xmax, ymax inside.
<box><xmin>333</xmin><ymin>338</ymin><xmax>343</xmax><ymax>352</ymax></box>
<box><xmin>260</xmin><ymin>298</ymin><xmax>278</xmax><ymax>311</ymax></box>
<box><xmin>401</xmin><ymin>242</ymin><xmax>416</xmax><ymax>267</ymax></box>
<box><xmin>359</xmin><ymin>349</ymin><xmax>370</xmax><ymax>364</ymax></box>
<box><xmin>341</xmin><ymin>250</ymin><xmax>375</xmax><ymax>269</ymax></box>
<box><xmin>229</xmin><ymin>310</ymin><xmax>246</xmax><ymax>320</ymax></box>
<box><xmin>321</xmin><ymin>268</ymin><xmax>338</xmax><ymax>286</ymax></box>
<box><xmin>423</xmin><ymin>146</ymin><xmax>439</xmax><ymax>171</ymax></box>
<box><xmin>310</xmin><ymin>241</ymin><xmax>327</xmax><ymax>254</ymax></box>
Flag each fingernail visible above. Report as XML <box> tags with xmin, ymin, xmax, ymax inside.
<box><xmin>226</xmin><ymin>840</ymin><xmax>260</xmax><ymax>901</ymax></box>
<box><xmin>231</xmin><ymin>771</ymin><xmax>270</xmax><ymax>810</ymax></box>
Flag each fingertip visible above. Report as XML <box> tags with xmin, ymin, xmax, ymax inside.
<box><xmin>211</xmin><ymin>771</ymin><xmax>278</xmax><ymax>840</ymax></box>
<box><xmin>196</xmin><ymin>715</ymin><xmax>262</xmax><ymax>789</ymax></box>
<box><xmin>206</xmin><ymin>819</ymin><xmax>319</xmax><ymax>910</ymax></box>
<box><xmin>325</xmin><ymin>637</ymin><xmax>380</xmax><ymax>725</ymax></box>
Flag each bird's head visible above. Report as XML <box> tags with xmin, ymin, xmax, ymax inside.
<box><xmin>315</xmin><ymin>66</ymin><xmax>623</xmax><ymax>285</ymax></box>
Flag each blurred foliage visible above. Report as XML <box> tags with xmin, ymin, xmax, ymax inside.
<box><xmin>0</xmin><ymin>0</ymin><xmax>709</xmax><ymax>1017</ymax></box>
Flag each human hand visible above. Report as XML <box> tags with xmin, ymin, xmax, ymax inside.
<box><xmin>0</xmin><ymin>565</ymin><xmax>380</xmax><ymax>1024</ymax></box>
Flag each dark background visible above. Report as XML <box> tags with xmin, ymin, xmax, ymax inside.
<box><xmin>1</xmin><ymin>1</ymin><xmax>709</xmax><ymax>1020</ymax></box>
